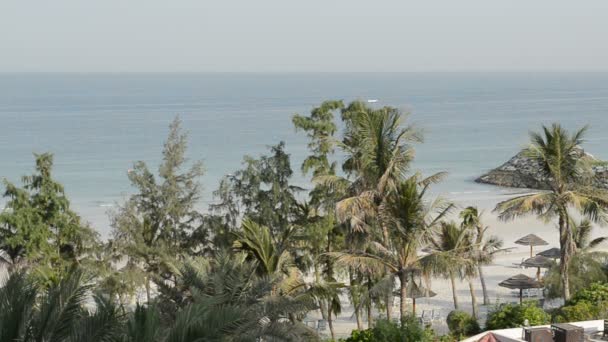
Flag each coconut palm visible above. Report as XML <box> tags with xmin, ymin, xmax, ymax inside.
<box><xmin>425</xmin><ymin>221</ymin><xmax>465</xmax><ymax>311</ymax></box>
<box><xmin>494</xmin><ymin>124</ymin><xmax>608</xmax><ymax>300</ymax></box>
<box><xmin>330</xmin><ymin>102</ymin><xmax>423</xmax><ymax>320</ymax></box>
<box><xmin>425</xmin><ymin>219</ymin><xmax>497</xmax><ymax>319</ymax></box>
<box><xmin>460</xmin><ymin>206</ymin><xmax>505</xmax><ymax>305</ymax></box>
<box><xmin>333</xmin><ymin>174</ymin><xmax>453</xmax><ymax>322</ymax></box>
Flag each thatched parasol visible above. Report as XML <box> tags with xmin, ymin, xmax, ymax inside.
<box><xmin>521</xmin><ymin>255</ymin><xmax>554</xmax><ymax>280</ymax></box>
<box><xmin>515</xmin><ymin>234</ymin><xmax>549</xmax><ymax>257</ymax></box>
<box><xmin>498</xmin><ymin>274</ymin><xmax>542</xmax><ymax>304</ymax></box>
<box><xmin>537</xmin><ymin>247</ymin><xmax>560</xmax><ymax>260</ymax></box>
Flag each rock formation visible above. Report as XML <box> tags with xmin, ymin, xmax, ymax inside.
<box><xmin>476</xmin><ymin>148</ymin><xmax>608</xmax><ymax>190</ymax></box>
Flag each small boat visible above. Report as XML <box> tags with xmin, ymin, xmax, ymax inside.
<box><xmin>367</xmin><ymin>99</ymin><xmax>378</xmax><ymax>103</ymax></box>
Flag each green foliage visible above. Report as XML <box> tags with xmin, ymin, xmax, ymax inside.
<box><xmin>446</xmin><ymin>310</ymin><xmax>480</xmax><ymax>339</ymax></box>
<box><xmin>341</xmin><ymin>328</ymin><xmax>374</xmax><ymax>342</ymax></box>
<box><xmin>111</xmin><ymin>117</ymin><xmax>205</xmax><ymax>302</ymax></box>
<box><xmin>485</xmin><ymin>302</ymin><xmax>549</xmax><ymax>330</ymax></box>
<box><xmin>0</xmin><ymin>153</ymin><xmax>100</xmax><ymax>277</ymax></box>
<box><xmin>553</xmin><ymin>283</ymin><xmax>608</xmax><ymax>322</ymax></box>
<box><xmin>569</xmin><ymin>282</ymin><xmax>608</xmax><ymax>304</ymax></box>
<box><xmin>340</xmin><ymin>318</ymin><xmax>435</xmax><ymax>342</ymax></box>
<box><xmin>554</xmin><ymin>300</ymin><xmax>608</xmax><ymax>323</ymax></box>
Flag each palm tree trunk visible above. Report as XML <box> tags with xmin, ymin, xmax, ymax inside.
<box><xmin>367</xmin><ymin>304</ymin><xmax>373</xmax><ymax>328</ymax></box>
<box><xmin>328</xmin><ymin>306</ymin><xmax>335</xmax><ymax>340</ymax></box>
<box><xmin>386</xmin><ymin>294</ymin><xmax>393</xmax><ymax>321</ymax></box>
<box><xmin>468</xmin><ymin>278</ymin><xmax>478</xmax><ymax>319</ymax></box>
<box><xmin>350</xmin><ymin>269</ymin><xmax>363</xmax><ymax>330</ymax></box>
<box><xmin>399</xmin><ymin>272</ymin><xmax>407</xmax><ymax>323</ymax></box>
<box><xmin>145</xmin><ymin>275</ymin><xmax>151</xmax><ymax>303</ymax></box>
<box><xmin>559</xmin><ymin>211</ymin><xmax>574</xmax><ymax>301</ymax></box>
<box><xmin>449</xmin><ymin>271</ymin><xmax>459</xmax><ymax>310</ymax></box>
<box><xmin>367</xmin><ymin>277</ymin><xmax>374</xmax><ymax>328</ymax></box>
<box><xmin>314</xmin><ymin>263</ymin><xmax>328</xmax><ymax>319</ymax></box>
<box><xmin>478</xmin><ymin>265</ymin><xmax>490</xmax><ymax>305</ymax></box>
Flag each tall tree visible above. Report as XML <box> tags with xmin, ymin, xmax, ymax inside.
<box><xmin>494</xmin><ymin>124</ymin><xmax>608</xmax><ymax>300</ymax></box>
<box><xmin>0</xmin><ymin>153</ymin><xmax>99</xmax><ymax>277</ymax></box>
<box><xmin>334</xmin><ymin>101</ymin><xmax>423</xmax><ymax>321</ymax></box>
<box><xmin>293</xmin><ymin>100</ymin><xmax>347</xmax><ymax>337</ymax></box>
<box><xmin>111</xmin><ymin>117</ymin><xmax>205</xmax><ymax>302</ymax></box>
<box><xmin>460</xmin><ymin>206</ymin><xmax>504</xmax><ymax>305</ymax></box>
<box><xmin>334</xmin><ymin>174</ymin><xmax>452</xmax><ymax>322</ymax></box>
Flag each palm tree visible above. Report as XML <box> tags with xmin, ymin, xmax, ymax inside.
<box><xmin>165</xmin><ymin>253</ymin><xmax>319</xmax><ymax>342</ymax></box>
<box><xmin>333</xmin><ymin>174</ymin><xmax>453</xmax><ymax>322</ymax></box>
<box><xmin>232</xmin><ymin>218</ymin><xmax>338</xmax><ymax>339</ymax></box>
<box><xmin>0</xmin><ymin>269</ymin><xmax>123</xmax><ymax>342</ymax></box>
<box><xmin>331</xmin><ymin>102</ymin><xmax>423</xmax><ymax>321</ymax></box>
<box><xmin>426</xmin><ymin>221</ymin><xmax>465</xmax><ymax>311</ymax></box>
<box><xmin>494</xmin><ymin>124</ymin><xmax>608</xmax><ymax>300</ymax></box>
<box><xmin>460</xmin><ymin>206</ymin><xmax>504</xmax><ymax>305</ymax></box>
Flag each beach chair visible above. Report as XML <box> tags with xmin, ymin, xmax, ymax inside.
<box><xmin>421</xmin><ymin>310</ymin><xmax>432</xmax><ymax>325</ymax></box>
<box><xmin>432</xmin><ymin>310</ymin><xmax>442</xmax><ymax>322</ymax></box>
<box><xmin>317</xmin><ymin>319</ymin><xmax>327</xmax><ymax>332</ymax></box>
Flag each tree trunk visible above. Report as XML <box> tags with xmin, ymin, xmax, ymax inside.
<box><xmin>449</xmin><ymin>271</ymin><xmax>459</xmax><ymax>310</ymax></box>
<box><xmin>367</xmin><ymin>278</ymin><xmax>374</xmax><ymax>328</ymax></box>
<box><xmin>314</xmin><ymin>263</ymin><xmax>328</xmax><ymax>319</ymax></box>
<box><xmin>559</xmin><ymin>211</ymin><xmax>574</xmax><ymax>301</ymax></box>
<box><xmin>145</xmin><ymin>275</ymin><xmax>151</xmax><ymax>303</ymax></box>
<box><xmin>478</xmin><ymin>265</ymin><xmax>490</xmax><ymax>305</ymax></box>
<box><xmin>386</xmin><ymin>293</ymin><xmax>393</xmax><ymax>321</ymax></box>
<box><xmin>468</xmin><ymin>278</ymin><xmax>478</xmax><ymax>319</ymax></box>
<box><xmin>350</xmin><ymin>269</ymin><xmax>363</xmax><ymax>330</ymax></box>
<box><xmin>326</xmin><ymin>232</ymin><xmax>335</xmax><ymax>336</ymax></box>
<box><xmin>399</xmin><ymin>272</ymin><xmax>408</xmax><ymax>323</ymax></box>
<box><xmin>328</xmin><ymin>306</ymin><xmax>335</xmax><ymax>340</ymax></box>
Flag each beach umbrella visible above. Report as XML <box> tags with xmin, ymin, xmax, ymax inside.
<box><xmin>537</xmin><ymin>247</ymin><xmax>560</xmax><ymax>260</ymax></box>
<box><xmin>394</xmin><ymin>281</ymin><xmax>437</xmax><ymax>316</ymax></box>
<box><xmin>498</xmin><ymin>274</ymin><xmax>542</xmax><ymax>304</ymax></box>
<box><xmin>521</xmin><ymin>255</ymin><xmax>554</xmax><ymax>280</ymax></box>
<box><xmin>515</xmin><ymin>234</ymin><xmax>549</xmax><ymax>257</ymax></box>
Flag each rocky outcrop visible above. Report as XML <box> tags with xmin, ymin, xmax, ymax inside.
<box><xmin>476</xmin><ymin>149</ymin><xmax>608</xmax><ymax>190</ymax></box>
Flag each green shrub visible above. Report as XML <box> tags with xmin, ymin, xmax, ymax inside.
<box><xmin>446</xmin><ymin>310</ymin><xmax>480</xmax><ymax>339</ymax></box>
<box><xmin>340</xmin><ymin>317</ymin><xmax>435</xmax><ymax>342</ymax></box>
<box><xmin>485</xmin><ymin>302</ymin><xmax>549</xmax><ymax>330</ymax></box>
<box><xmin>341</xmin><ymin>328</ymin><xmax>374</xmax><ymax>342</ymax></box>
<box><xmin>553</xmin><ymin>283</ymin><xmax>608</xmax><ymax>322</ymax></box>
<box><xmin>554</xmin><ymin>301</ymin><xmax>600</xmax><ymax>323</ymax></box>
<box><xmin>569</xmin><ymin>283</ymin><xmax>608</xmax><ymax>305</ymax></box>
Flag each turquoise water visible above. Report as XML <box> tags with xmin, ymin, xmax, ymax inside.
<box><xmin>1</xmin><ymin>73</ymin><xmax>608</xmax><ymax>235</ymax></box>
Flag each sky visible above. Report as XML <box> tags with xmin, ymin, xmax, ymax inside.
<box><xmin>1</xmin><ymin>0</ymin><xmax>608</xmax><ymax>72</ymax></box>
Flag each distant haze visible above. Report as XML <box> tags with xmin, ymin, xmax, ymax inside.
<box><xmin>2</xmin><ymin>0</ymin><xmax>608</xmax><ymax>72</ymax></box>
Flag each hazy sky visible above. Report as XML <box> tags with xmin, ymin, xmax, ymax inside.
<box><xmin>2</xmin><ymin>0</ymin><xmax>608</xmax><ymax>72</ymax></box>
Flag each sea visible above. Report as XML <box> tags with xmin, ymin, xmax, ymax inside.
<box><xmin>1</xmin><ymin>72</ymin><xmax>608</xmax><ymax>237</ymax></box>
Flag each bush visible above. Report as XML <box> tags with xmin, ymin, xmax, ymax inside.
<box><xmin>569</xmin><ymin>283</ymin><xmax>608</xmax><ymax>305</ymax></box>
<box><xmin>553</xmin><ymin>284</ymin><xmax>608</xmax><ymax>322</ymax></box>
<box><xmin>554</xmin><ymin>301</ymin><xmax>600</xmax><ymax>323</ymax></box>
<box><xmin>341</xmin><ymin>328</ymin><xmax>374</xmax><ymax>342</ymax></box>
<box><xmin>485</xmin><ymin>302</ymin><xmax>549</xmax><ymax>330</ymax></box>
<box><xmin>446</xmin><ymin>310</ymin><xmax>480</xmax><ymax>339</ymax></box>
<box><xmin>340</xmin><ymin>317</ymin><xmax>435</xmax><ymax>342</ymax></box>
